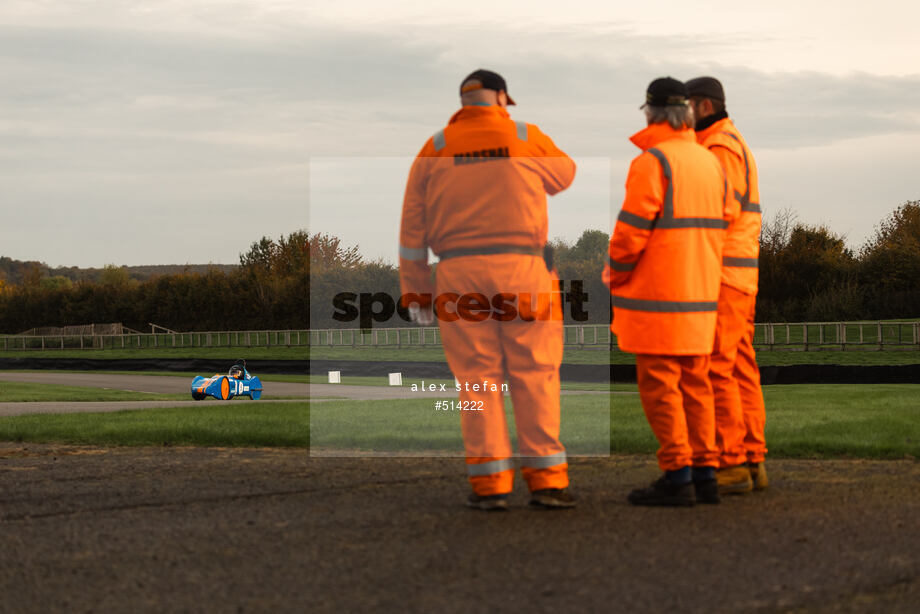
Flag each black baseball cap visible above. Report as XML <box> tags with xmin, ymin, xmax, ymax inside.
<box><xmin>685</xmin><ymin>76</ymin><xmax>725</xmax><ymax>102</ymax></box>
<box><xmin>641</xmin><ymin>77</ymin><xmax>689</xmax><ymax>109</ymax></box>
<box><xmin>459</xmin><ymin>69</ymin><xmax>516</xmax><ymax>105</ymax></box>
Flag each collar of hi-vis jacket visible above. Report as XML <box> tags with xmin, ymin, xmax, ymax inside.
<box><xmin>629</xmin><ymin>123</ymin><xmax>695</xmax><ymax>151</ymax></box>
<box><xmin>447</xmin><ymin>105</ymin><xmax>512</xmax><ymax>124</ymax></box>
<box><xmin>695</xmin><ymin>115</ymin><xmax>735</xmax><ymax>144</ymax></box>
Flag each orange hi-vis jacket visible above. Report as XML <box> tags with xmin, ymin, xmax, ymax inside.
<box><xmin>399</xmin><ymin>105</ymin><xmax>576</xmax><ymax>304</ymax></box>
<box><xmin>604</xmin><ymin>123</ymin><xmax>738</xmax><ymax>355</ymax></box>
<box><xmin>696</xmin><ymin>116</ymin><xmax>762</xmax><ymax>295</ymax></box>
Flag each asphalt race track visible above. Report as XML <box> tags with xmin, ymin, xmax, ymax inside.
<box><xmin>0</xmin><ymin>444</ymin><xmax>918</xmax><ymax>613</ymax></box>
<box><xmin>0</xmin><ymin>372</ymin><xmax>308</xmax><ymax>396</ymax></box>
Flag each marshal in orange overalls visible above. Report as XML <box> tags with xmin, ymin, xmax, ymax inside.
<box><xmin>696</xmin><ymin>115</ymin><xmax>768</xmax><ymax>468</ymax></box>
<box><xmin>399</xmin><ymin>104</ymin><xmax>576</xmax><ymax>496</ymax></box>
<box><xmin>604</xmin><ymin>123</ymin><xmax>737</xmax><ymax>472</ymax></box>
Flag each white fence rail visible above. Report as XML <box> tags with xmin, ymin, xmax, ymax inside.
<box><xmin>2</xmin><ymin>322</ymin><xmax>918</xmax><ymax>352</ymax></box>
<box><xmin>0</xmin><ymin>330</ymin><xmax>309</xmax><ymax>351</ymax></box>
<box><xmin>308</xmin><ymin>321</ymin><xmax>920</xmax><ymax>351</ymax></box>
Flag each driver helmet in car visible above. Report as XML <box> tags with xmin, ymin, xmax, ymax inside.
<box><xmin>229</xmin><ymin>364</ymin><xmax>245</xmax><ymax>379</ymax></box>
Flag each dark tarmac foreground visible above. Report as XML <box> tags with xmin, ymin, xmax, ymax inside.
<box><xmin>0</xmin><ymin>444</ymin><xmax>918</xmax><ymax>613</ymax></box>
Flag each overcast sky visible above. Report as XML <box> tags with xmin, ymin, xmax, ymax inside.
<box><xmin>2</xmin><ymin>1</ymin><xmax>918</xmax><ymax>267</ymax></box>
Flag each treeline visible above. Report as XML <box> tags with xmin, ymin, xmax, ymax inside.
<box><xmin>758</xmin><ymin>201</ymin><xmax>920</xmax><ymax>321</ymax></box>
<box><xmin>308</xmin><ymin>229</ymin><xmax>612</xmax><ymax>329</ymax></box>
<box><xmin>0</xmin><ymin>232</ymin><xmax>309</xmax><ymax>333</ymax></box>
<box><xmin>309</xmin><ymin>201</ymin><xmax>920</xmax><ymax>328</ymax></box>
<box><xmin>0</xmin><ymin>257</ymin><xmax>237</xmax><ymax>287</ymax></box>
<box><xmin>3</xmin><ymin>202</ymin><xmax>918</xmax><ymax>333</ymax></box>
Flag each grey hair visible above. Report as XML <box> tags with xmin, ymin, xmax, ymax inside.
<box><xmin>644</xmin><ymin>104</ymin><xmax>694</xmax><ymax>130</ymax></box>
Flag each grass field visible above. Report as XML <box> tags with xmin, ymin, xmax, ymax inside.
<box><xmin>0</xmin><ymin>402</ymin><xmax>309</xmax><ymax>447</ymax></box>
<box><xmin>310</xmin><ymin>394</ymin><xmax>612</xmax><ymax>455</ymax></box>
<box><xmin>1</xmin><ymin>384</ymin><xmax>917</xmax><ymax>459</ymax></box>
<box><xmin>0</xmin><ymin>382</ymin><xmax>186</xmax><ymax>402</ymax></box>
<box><xmin>311</xmin><ymin>384</ymin><xmax>920</xmax><ymax>459</ymax></box>
<box><xmin>612</xmin><ymin>384</ymin><xmax>920</xmax><ymax>459</ymax></box>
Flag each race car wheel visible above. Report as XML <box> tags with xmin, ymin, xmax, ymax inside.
<box><xmin>192</xmin><ymin>391</ymin><xmax>206</xmax><ymax>401</ymax></box>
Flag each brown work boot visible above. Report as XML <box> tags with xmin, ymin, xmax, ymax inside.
<box><xmin>749</xmin><ymin>461</ymin><xmax>769</xmax><ymax>491</ymax></box>
<box><xmin>716</xmin><ymin>464</ymin><xmax>754</xmax><ymax>495</ymax></box>
<box><xmin>529</xmin><ymin>489</ymin><xmax>577</xmax><ymax>509</ymax></box>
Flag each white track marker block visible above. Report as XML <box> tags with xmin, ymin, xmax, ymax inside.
<box><xmin>388</xmin><ymin>372</ymin><xmax>403</xmax><ymax>386</ymax></box>
<box><xmin>328</xmin><ymin>371</ymin><xmax>341</xmax><ymax>384</ymax></box>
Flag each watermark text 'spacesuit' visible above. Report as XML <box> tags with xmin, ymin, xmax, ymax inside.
<box><xmin>332</xmin><ymin>280</ymin><xmax>590</xmax><ymax>328</ymax></box>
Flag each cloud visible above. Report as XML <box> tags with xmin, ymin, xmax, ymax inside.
<box><xmin>0</xmin><ymin>13</ymin><xmax>917</xmax><ymax>266</ymax></box>
<box><xmin>284</xmin><ymin>23</ymin><xmax>920</xmax><ymax>154</ymax></box>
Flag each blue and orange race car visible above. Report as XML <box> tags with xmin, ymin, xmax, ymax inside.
<box><xmin>191</xmin><ymin>361</ymin><xmax>263</xmax><ymax>401</ymax></box>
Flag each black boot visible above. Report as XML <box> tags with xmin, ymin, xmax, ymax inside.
<box><xmin>693</xmin><ymin>479</ymin><xmax>721</xmax><ymax>504</ymax></box>
<box><xmin>692</xmin><ymin>467</ymin><xmax>721</xmax><ymax>504</ymax></box>
<box><xmin>627</xmin><ymin>475</ymin><xmax>695</xmax><ymax>507</ymax></box>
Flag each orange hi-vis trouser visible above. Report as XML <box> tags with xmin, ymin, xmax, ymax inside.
<box><xmin>711</xmin><ymin>284</ymin><xmax>768</xmax><ymax>466</ymax></box>
<box><xmin>435</xmin><ymin>253</ymin><xmax>568</xmax><ymax>496</ymax></box>
<box><xmin>635</xmin><ymin>354</ymin><xmax>720</xmax><ymax>471</ymax></box>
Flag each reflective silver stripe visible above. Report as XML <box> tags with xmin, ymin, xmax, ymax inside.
<box><xmin>723</xmin><ymin>256</ymin><xmax>759</xmax><ymax>268</ymax></box>
<box><xmin>722</xmin><ymin>131</ymin><xmax>758</xmax><ymax>213</ymax></box>
<box><xmin>647</xmin><ymin>146</ymin><xmax>728</xmax><ymax>229</ymax></box>
<box><xmin>612</xmin><ymin>296</ymin><xmax>717</xmax><ymax>312</ymax></box>
<box><xmin>617</xmin><ymin>210</ymin><xmax>655</xmax><ymax>230</ymax></box>
<box><xmin>432</xmin><ymin>129</ymin><xmax>446</xmax><ymax>152</ymax></box>
<box><xmin>467</xmin><ymin>458</ymin><xmax>514</xmax><ymax>476</ymax></box>
<box><xmin>520</xmin><ymin>451</ymin><xmax>567</xmax><ymax>469</ymax></box>
<box><xmin>656</xmin><ymin>217</ymin><xmax>728</xmax><ymax>229</ymax></box>
<box><xmin>515</xmin><ymin>120</ymin><xmax>528</xmax><ymax>141</ymax></box>
<box><xmin>646</xmin><ymin>148</ymin><xmax>674</xmax><ymax>218</ymax></box>
<box><xmin>399</xmin><ymin>245</ymin><xmax>427</xmax><ymax>261</ymax></box>
<box><xmin>609</xmin><ymin>256</ymin><xmax>636</xmax><ymax>272</ymax></box>
<box><xmin>733</xmin><ymin>189</ymin><xmax>761</xmax><ymax>213</ymax></box>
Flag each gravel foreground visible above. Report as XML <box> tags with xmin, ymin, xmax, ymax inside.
<box><xmin>0</xmin><ymin>444</ymin><xmax>918</xmax><ymax>613</ymax></box>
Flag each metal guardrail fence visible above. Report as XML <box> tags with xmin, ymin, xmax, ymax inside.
<box><xmin>1</xmin><ymin>322</ymin><xmax>918</xmax><ymax>352</ymax></box>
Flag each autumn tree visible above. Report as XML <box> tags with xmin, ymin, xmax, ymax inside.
<box><xmin>551</xmin><ymin>229</ymin><xmax>611</xmax><ymax>324</ymax></box>
<box><xmin>858</xmin><ymin>201</ymin><xmax>920</xmax><ymax>317</ymax></box>
<box><xmin>757</xmin><ymin>209</ymin><xmax>860</xmax><ymax>320</ymax></box>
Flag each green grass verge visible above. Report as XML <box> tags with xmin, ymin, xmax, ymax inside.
<box><xmin>310</xmin><ymin>394</ymin><xmax>612</xmax><ymax>455</ymax></box>
<box><xmin>1</xmin><ymin>385</ymin><xmax>917</xmax><ymax>459</ymax></box>
<box><xmin>611</xmin><ymin>384</ymin><xmax>920</xmax><ymax>459</ymax></box>
<box><xmin>0</xmin><ymin>402</ymin><xmax>308</xmax><ymax>447</ymax></box>
<box><xmin>0</xmin><ymin>382</ymin><xmax>186</xmax><ymax>402</ymax></box>
<box><xmin>309</xmin><ymin>384</ymin><xmax>920</xmax><ymax>459</ymax></box>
